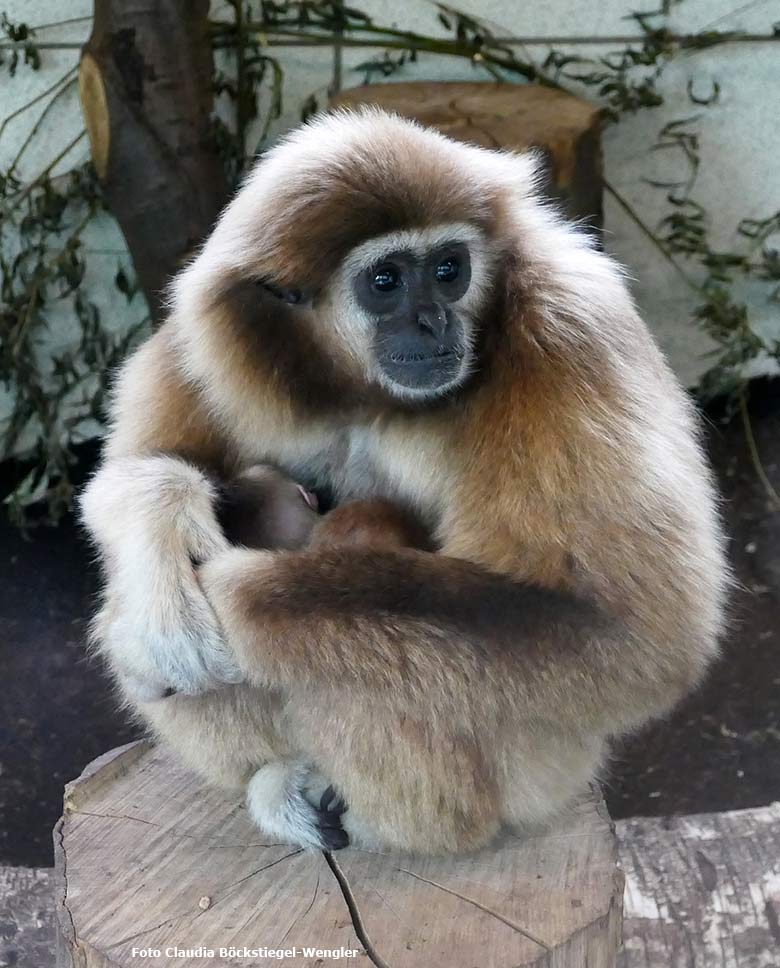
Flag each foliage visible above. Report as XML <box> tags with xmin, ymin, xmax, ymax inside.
<box><xmin>0</xmin><ymin>19</ymin><xmax>149</xmax><ymax>523</ymax></box>
<box><xmin>0</xmin><ymin>11</ymin><xmax>39</xmax><ymax>73</ymax></box>
<box><xmin>1</xmin><ymin>1</ymin><xmax>779</xmax><ymax>522</ymax></box>
<box><xmin>0</xmin><ymin>155</ymin><xmax>147</xmax><ymax>523</ymax></box>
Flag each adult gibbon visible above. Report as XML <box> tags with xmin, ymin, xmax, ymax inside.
<box><xmin>80</xmin><ymin>109</ymin><xmax>727</xmax><ymax>854</ymax></box>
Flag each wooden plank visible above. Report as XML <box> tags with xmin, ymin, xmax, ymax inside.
<box><xmin>616</xmin><ymin>804</ymin><xmax>780</xmax><ymax>968</ymax></box>
<box><xmin>54</xmin><ymin>741</ymin><xmax>622</xmax><ymax>967</ymax></box>
<box><xmin>331</xmin><ymin>81</ymin><xmax>603</xmax><ymax>228</ymax></box>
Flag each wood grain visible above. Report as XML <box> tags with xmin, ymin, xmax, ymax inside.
<box><xmin>617</xmin><ymin>804</ymin><xmax>780</xmax><ymax>968</ymax></box>
<box><xmin>13</xmin><ymin>781</ymin><xmax>780</xmax><ymax>965</ymax></box>
<box><xmin>54</xmin><ymin>741</ymin><xmax>622</xmax><ymax>967</ymax></box>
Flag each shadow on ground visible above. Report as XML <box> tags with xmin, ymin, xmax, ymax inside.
<box><xmin>1</xmin><ymin>381</ymin><xmax>778</xmax><ymax>866</ymax></box>
<box><xmin>0</xmin><ymin>444</ymin><xmax>139</xmax><ymax>867</ymax></box>
<box><xmin>608</xmin><ymin>378</ymin><xmax>780</xmax><ymax>819</ymax></box>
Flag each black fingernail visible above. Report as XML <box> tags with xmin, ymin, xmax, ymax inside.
<box><xmin>320</xmin><ymin>785</ymin><xmax>336</xmax><ymax>812</ymax></box>
<box><xmin>320</xmin><ymin>785</ymin><xmax>348</xmax><ymax>815</ymax></box>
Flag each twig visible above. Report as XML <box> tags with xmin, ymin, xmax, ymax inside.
<box><xmin>5</xmin><ymin>34</ymin><xmax>779</xmax><ymax>52</ymax></box>
<box><xmin>739</xmin><ymin>386</ymin><xmax>780</xmax><ymax>509</ymax></box>
<box><xmin>603</xmin><ymin>179</ymin><xmax>702</xmax><ymax>293</ymax></box>
<box><xmin>7</xmin><ymin>76</ymin><xmax>79</xmax><ymax>174</ymax></box>
<box><xmin>323</xmin><ymin>851</ymin><xmax>392</xmax><ymax>968</ymax></box>
<box><xmin>331</xmin><ymin>0</ymin><xmax>345</xmax><ymax>95</ymax></box>
<box><xmin>3</xmin><ymin>128</ymin><xmax>87</xmax><ymax>216</ymax></box>
<box><xmin>216</xmin><ymin>28</ymin><xmax>547</xmax><ymax>83</ymax></box>
<box><xmin>0</xmin><ymin>65</ymin><xmax>78</xmax><ymax>143</ymax></box>
<box><xmin>0</xmin><ymin>41</ymin><xmax>83</xmax><ymax>50</ymax></box>
<box><xmin>209</xmin><ymin>21</ymin><xmax>780</xmax><ymax>47</ymax></box>
<box><xmin>231</xmin><ymin>0</ymin><xmax>248</xmax><ymax>165</ymax></box>
<box><xmin>28</xmin><ymin>15</ymin><xmax>93</xmax><ymax>32</ymax></box>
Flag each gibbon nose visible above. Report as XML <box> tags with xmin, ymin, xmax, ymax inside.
<box><xmin>416</xmin><ymin>303</ymin><xmax>449</xmax><ymax>339</ymax></box>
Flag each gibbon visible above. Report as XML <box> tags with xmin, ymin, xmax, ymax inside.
<box><xmin>80</xmin><ymin>108</ymin><xmax>727</xmax><ymax>854</ymax></box>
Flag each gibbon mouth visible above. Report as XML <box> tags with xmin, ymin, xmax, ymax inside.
<box><xmin>378</xmin><ymin>346</ymin><xmax>467</xmax><ymax>392</ymax></box>
<box><xmin>387</xmin><ymin>348</ymin><xmax>463</xmax><ymax>365</ymax></box>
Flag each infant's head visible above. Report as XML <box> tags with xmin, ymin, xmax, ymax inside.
<box><xmin>219</xmin><ymin>465</ymin><xmax>430</xmax><ymax>552</ymax></box>
<box><xmin>219</xmin><ymin>464</ymin><xmax>319</xmax><ymax>550</ymax></box>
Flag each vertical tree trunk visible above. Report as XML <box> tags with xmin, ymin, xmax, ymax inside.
<box><xmin>79</xmin><ymin>0</ymin><xmax>228</xmax><ymax>321</ymax></box>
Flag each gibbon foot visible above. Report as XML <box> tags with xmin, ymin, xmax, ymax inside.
<box><xmin>246</xmin><ymin>762</ymin><xmax>349</xmax><ymax>851</ymax></box>
<box><xmin>313</xmin><ymin>785</ymin><xmax>349</xmax><ymax>850</ymax></box>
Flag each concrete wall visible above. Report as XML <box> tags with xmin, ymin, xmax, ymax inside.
<box><xmin>1</xmin><ymin>0</ymin><xmax>778</xmax><ymax>422</ymax></box>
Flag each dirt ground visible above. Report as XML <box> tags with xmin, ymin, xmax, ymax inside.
<box><xmin>0</xmin><ymin>380</ymin><xmax>778</xmax><ymax>868</ymax></box>
<box><xmin>607</xmin><ymin>377</ymin><xmax>780</xmax><ymax>819</ymax></box>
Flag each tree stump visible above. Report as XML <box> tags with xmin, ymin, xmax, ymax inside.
<box><xmin>54</xmin><ymin>742</ymin><xmax>622</xmax><ymax>967</ymax></box>
<box><xmin>331</xmin><ymin>82</ymin><xmax>602</xmax><ymax>230</ymax></box>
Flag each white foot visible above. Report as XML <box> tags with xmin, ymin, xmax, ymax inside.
<box><xmin>246</xmin><ymin>762</ymin><xmax>348</xmax><ymax>850</ymax></box>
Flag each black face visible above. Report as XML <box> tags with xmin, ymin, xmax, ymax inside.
<box><xmin>354</xmin><ymin>242</ymin><xmax>473</xmax><ymax>396</ymax></box>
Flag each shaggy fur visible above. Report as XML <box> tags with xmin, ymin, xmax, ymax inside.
<box><xmin>80</xmin><ymin>108</ymin><xmax>728</xmax><ymax>854</ymax></box>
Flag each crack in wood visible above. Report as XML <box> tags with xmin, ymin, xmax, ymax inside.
<box><xmin>74</xmin><ymin>808</ymin><xmax>282</xmax><ymax>850</ymax></box>
<box><xmin>397</xmin><ymin>866</ymin><xmax>552</xmax><ymax>952</ymax></box>
<box><xmin>53</xmin><ymin>817</ymin><xmax>77</xmax><ymax>948</ymax></box>
<box><xmin>277</xmin><ymin>865</ymin><xmax>322</xmax><ymax>944</ymax></box>
<box><xmin>202</xmin><ymin>848</ymin><xmax>303</xmax><ymax>912</ymax></box>
<box><xmin>73</xmin><ymin>809</ymin><xmax>160</xmax><ymax>827</ymax></box>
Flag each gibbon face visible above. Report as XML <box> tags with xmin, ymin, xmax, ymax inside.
<box><xmin>325</xmin><ymin>222</ymin><xmax>497</xmax><ymax>401</ymax></box>
<box><xmin>182</xmin><ymin>109</ymin><xmax>526</xmax><ymax>409</ymax></box>
<box><xmin>350</xmin><ymin>236</ymin><xmax>473</xmax><ymax>396</ymax></box>
<box><xmin>257</xmin><ymin>221</ymin><xmax>497</xmax><ymax>402</ymax></box>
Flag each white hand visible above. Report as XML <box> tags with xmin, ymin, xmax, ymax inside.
<box><xmin>81</xmin><ymin>455</ymin><xmax>243</xmax><ymax>700</ymax></box>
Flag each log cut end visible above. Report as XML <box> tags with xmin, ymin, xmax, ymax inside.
<box><xmin>54</xmin><ymin>741</ymin><xmax>622</xmax><ymax>967</ymax></box>
<box><xmin>78</xmin><ymin>53</ymin><xmax>110</xmax><ymax>181</ymax></box>
<box><xmin>332</xmin><ymin>81</ymin><xmax>603</xmax><ymax>229</ymax></box>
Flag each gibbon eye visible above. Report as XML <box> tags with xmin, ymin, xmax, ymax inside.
<box><xmin>435</xmin><ymin>258</ymin><xmax>460</xmax><ymax>284</ymax></box>
<box><xmin>371</xmin><ymin>264</ymin><xmax>401</xmax><ymax>293</ymax></box>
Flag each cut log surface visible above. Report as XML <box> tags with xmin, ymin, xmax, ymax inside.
<box><xmin>331</xmin><ymin>82</ymin><xmax>602</xmax><ymax>227</ymax></box>
<box><xmin>54</xmin><ymin>741</ymin><xmax>622</xmax><ymax>967</ymax></box>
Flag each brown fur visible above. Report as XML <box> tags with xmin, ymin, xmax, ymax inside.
<box><xmin>81</xmin><ymin>109</ymin><xmax>727</xmax><ymax>854</ymax></box>
<box><xmin>309</xmin><ymin>499</ymin><xmax>433</xmax><ymax>552</ymax></box>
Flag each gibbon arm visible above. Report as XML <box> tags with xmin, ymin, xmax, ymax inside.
<box><xmin>200</xmin><ymin>545</ymin><xmax>706</xmax><ymax>735</ymax></box>
<box><xmin>80</xmin><ymin>327</ymin><xmax>241</xmax><ymax>699</ymax></box>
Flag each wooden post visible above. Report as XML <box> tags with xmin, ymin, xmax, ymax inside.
<box><xmin>331</xmin><ymin>81</ymin><xmax>603</xmax><ymax>231</ymax></box>
<box><xmin>54</xmin><ymin>742</ymin><xmax>622</xmax><ymax>967</ymax></box>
